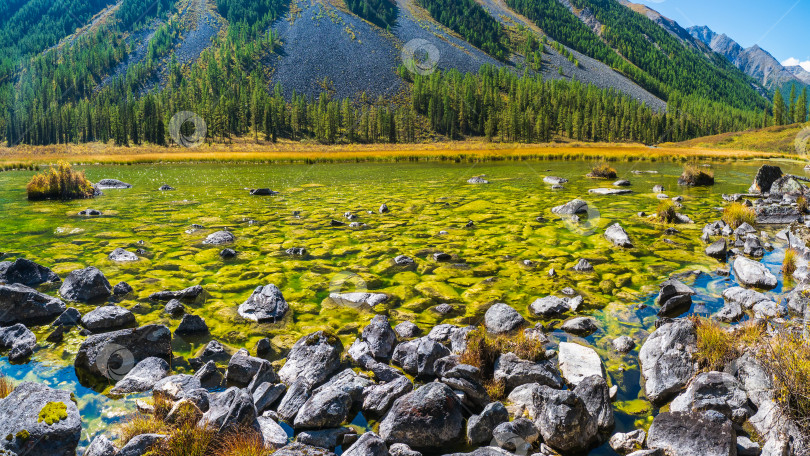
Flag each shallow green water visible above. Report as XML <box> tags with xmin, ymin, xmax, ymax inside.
<box><xmin>0</xmin><ymin>158</ymin><xmax>805</xmax><ymax>453</ymax></box>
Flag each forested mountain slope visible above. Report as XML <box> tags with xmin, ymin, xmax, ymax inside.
<box><xmin>0</xmin><ymin>0</ymin><xmax>803</xmax><ymax>149</ymax></box>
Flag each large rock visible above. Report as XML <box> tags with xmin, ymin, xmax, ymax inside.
<box><xmin>733</xmin><ymin>257</ymin><xmax>778</xmax><ymax>289</ymax></box>
<box><xmin>74</xmin><ymin>324</ymin><xmax>172</xmax><ymax>379</ymax></box>
<box><xmin>278</xmin><ymin>331</ymin><xmax>343</xmax><ymax>386</ymax></box>
<box><xmin>108</xmin><ymin>248</ymin><xmax>139</xmax><ymax>262</ymax></box>
<box><xmin>153</xmin><ymin>374</ymin><xmax>202</xmax><ymax>401</ymax></box>
<box><xmin>149</xmin><ymin>285</ymin><xmax>204</xmax><ymax>301</ymax></box>
<box><xmin>770</xmin><ymin>175</ymin><xmax>806</xmax><ymax>196</ymax></box>
<box><xmin>647</xmin><ymin>411</ymin><xmax>737</xmax><ymax>456</ymax></box>
<box><xmin>639</xmin><ymin>319</ymin><xmax>697</xmax><ymax>404</ymax></box>
<box><xmin>0</xmin><ymin>323</ymin><xmax>36</xmax><ymax>361</ymax></box>
<box><xmin>749</xmin><ymin>165</ymin><xmax>782</xmax><ymax>193</ymax></box>
<box><xmin>518</xmin><ymin>384</ymin><xmax>598</xmax><ymax>453</ymax></box>
<box><xmin>484</xmin><ymin>303</ymin><xmax>526</xmax><ymax>334</ymax></box>
<box><xmin>117</xmin><ymin>434</ymin><xmax>167</xmax><ymax>456</ymax></box>
<box><xmin>493</xmin><ymin>353</ymin><xmax>563</xmax><ymax>391</ymax></box>
<box><xmin>111</xmin><ymin>357</ymin><xmax>170</xmax><ymax>394</ymax></box>
<box><xmin>656</xmin><ymin>278</ymin><xmax>696</xmax><ymax>318</ymax></box>
<box><xmin>343</xmin><ymin>432</ymin><xmax>388</xmax><ymax>456</ymax></box>
<box><xmin>294</xmin><ymin>386</ymin><xmax>353</xmax><ymax>429</ymax></box>
<box><xmin>0</xmin><ymin>258</ymin><xmax>60</xmax><ymax>286</ymax></box>
<box><xmin>202</xmin><ymin>230</ymin><xmax>235</xmax><ymax>245</ymax></box>
<box><xmin>0</xmin><ymin>382</ymin><xmax>82</xmax><ymax>456</ymax></box>
<box><xmin>360</xmin><ymin>315</ymin><xmax>397</xmax><ymax>360</ymax></box>
<box><xmin>552</xmin><ymin>199</ymin><xmax>589</xmax><ymax>215</ymax></box>
<box><xmin>257</xmin><ymin>415</ymin><xmax>289</xmax><ymax>449</ymax></box>
<box><xmin>329</xmin><ymin>292</ymin><xmax>389</xmax><ymax>308</ymax></box>
<box><xmin>362</xmin><ymin>376</ymin><xmax>413</xmax><ymax>418</ymax></box>
<box><xmin>705</xmin><ymin>239</ymin><xmax>727</xmax><ymax>259</ymax></box>
<box><xmin>199</xmin><ymin>387</ymin><xmax>257</xmax><ymax>432</ymax></box>
<box><xmin>528</xmin><ymin>296</ymin><xmax>570</xmax><ymax>318</ymax></box>
<box><xmin>670</xmin><ymin>371</ymin><xmax>753</xmax><ymax>423</ymax></box>
<box><xmin>83</xmin><ymin>435</ymin><xmax>117</xmax><ymax>456</ymax></box>
<box><xmin>175</xmin><ymin>314</ymin><xmax>208</xmax><ymax>335</ymax></box>
<box><xmin>391</xmin><ymin>336</ymin><xmax>450</xmax><ymax>378</ymax></box>
<box><xmin>491</xmin><ymin>418</ymin><xmax>539</xmax><ymax>452</ymax></box>
<box><xmin>604</xmin><ymin>223</ymin><xmax>633</xmax><ymax>247</ymax></box>
<box><xmin>467</xmin><ymin>402</ymin><xmax>510</xmax><ymax>446</ymax></box>
<box><xmin>558</xmin><ymin>342</ymin><xmax>604</xmax><ymax>387</ymax></box>
<box><xmin>59</xmin><ymin>267</ymin><xmax>112</xmax><ymax>302</ymax></box>
<box><xmin>96</xmin><ymin>179</ymin><xmax>132</xmax><ymax>189</ymax></box>
<box><xmin>273</xmin><ymin>443</ymin><xmax>337</xmax><ymax>456</ymax></box>
<box><xmin>80</xmin><ymin>305</ymin><xmax>136</xmax><ymax>332</ymax></box>
<box><xmin>379</xmin><ymin>382</ymin><xmax>464</xmax><ymax>451</ymax></box>
<box><xmin>573</xmin><ymin>375</ymin><xmax>614</xmax><ymax>432</ymax></box>
<box><xmin>227</xmin><ymin>348</ymin><xmax>279</xmax><ymax>386</ymax></box>
<box><xmin>277</xmin><ymin>378</ymin><xmax>312</xmax><ymax>422</ymax></box>
<box><xmin>238</xmin><ymin>284</ymin><xmax>289</xmax><ymax>323</ymax></box>
<box><xmin>756</xmin><ymin>205</ymin><xmax>802</xmax><ymax>224</ymax></box>
<box><xmin>0</xmin><ymin>283</ymin><xmax>66</xmax><ymax>324</ymax></box>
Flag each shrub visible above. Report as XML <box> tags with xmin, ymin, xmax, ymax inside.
<box><xmin>587</xmin><ymin>162</ymin><xmax>617</xmax><ymax>179</ymax></box>
<box><xmin>759</xmin><ymin>331</ymin><xmax>810</xmax><ymax>439</ymax></box>
<box><xmin>680</xmin><ymin>163</ymin><xmax>715</xmax><ymax>186</ymax></box>
<box><xmin>0</xmin><ymin>377</ymin><xmax>13</xmax><ymax>399</ymax></box>
<box><xmin>784</xmin><ymin>248</ymin><xmax>799</xmax><ymax>276</ymax></box>
<box><xmin>799</xmin><ymin>196</ymin><xmax>808</xmax><ymax>213</ymax></box>
<box><xmin>693</xmin><ymin>317</ymin><xmax>763</xmax><ymax>371</ymax></box>
<box><xmin>655</xmin><ymin>200</ymin><xmax>677</xmax><ymax>223</ymax></box>
<box><xmin>26</xmin><ymin>162</ymin><xmax>94</xmax><ymax>201</ymax></box>
<box><xmin>722</xmin><ymin>202</ymin><xmax>757</xmax><ymax>229</ymax></box>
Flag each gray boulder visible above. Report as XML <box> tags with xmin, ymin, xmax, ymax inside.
<box><xmin>574</xmin><ymin>375</ymin><xmax>615</xmax><ymax>432</ymax></box>
<box><xmin>647</xmin><ymin>411</ymin><xmax>737</xmax><ymax>456</ymax></box>
<box><xmin>609</xmin><ymin>430</ymin><xmax>646</xmax><ymax>454</ymax></box>
<box><xmin>117</xmin><ymin>434</ymin><xmax>166</xmax><ymax>456</ymax></box>
<box><xmin>529</xmin><ymin>296</ymin><xmax>570</xmax><ymax>318</ymax></box>
<box><xmin>111</xmin><ymin>357</ymin><xmax>170</xmax><ymax>394</ymax></box>
<box><xmin>561</xmin><ymin>317</ymin><xmax>598</xmax><ymax>336</ymax></box>
<box><xmin>202</xmin><ymin>230</ymin><xmax>235</xmax><ymax>245</ymax></box>
<box><xmin>175</xmin><ymin>314</ymin><xmax>208</xmax><ymax>335</ymax></box>
<box><xmin>573</xmin><ymin>258</ymin><xmax>594</xmax><ymax>272</ymax></box>
<box><xmin>639</xmin><ymin>319</ymin><xmax>697</xmax><ymax>404</ymax></box>
<box><xmin>0</xmin><ymin>382</ymin><xmax>82</xmax><ymax>456</ymax></box>
<box><xmin>227</xmin><ymin>348</ymin><xmax>279</xmax><ymax>386</ymax></box>
<box><xmin>0</xmin><ymin>323</ymin><xmax>36</xmax><ymax>361</ymax></box>
<box><xmin>0</xmin><ymin>258</ymin><xmax>60</xmax><ymax>286</ymax></box>
<box><xmin>296</xmin><ymin>427</ymin><xmax>352</xmax><ymax>450</ymax></box>
<box><xmin>200</xmin><ymin>387</ymin><xmax>257</xmax><ymax>432</ymax></box>
<box><xmin>392</xmin><ymin>336</ymin><xmax>450</xmax><ymax>378</ymax></box>
<box><xmin>74</xmin><ymin>324</ymin><xmax>172</xmax><ymax>379</ymax></box>
<box><xmin>605</xmin><ymin>223</ymin><xmax>632</xmax><ymax>247</ymax></box>
<box><xmin>467</xmin><ymin>401</ymin><xmax>510</xmax><ymax>446</ymax></box>
<box><xmin>656</xmin><ymin>278</ymin><xmax>696</xmax><ymax>318</ymax></box>
<box><xmin>0</xmin><ymin>283</ymin><xmax>66</xmax><ymax>324</ymax></box>
<box><xmin>53</xmin><ymin>307</ymin><xmax>82</xmax><ymax>326</ymax></box>
<box><xmin>278</xmin><ymin>331</ymin><xmax>343</xmax><ymax>386</ymax></box>
<box><xmin>733</xmin><ymin>257</ymin><xmax>777</xmax><ymax>289</ymax></box>
<box><xmin>83</xmin><ymin>435</ymin><xmax>117</xmax><ymax>456</ymax></box>
<box><xmin>558</xmin><ymin>342</ymin><xmax>604</xmax><ymax>387</ymax></box>
<box><xmin>96</xmin><ymin>179</ymin><xmax>132</xmax><ymax>189</ymax></box>
<box><xmin>528</xmin><ymin>384</ymin><xmax>598</xmax><ymax>453</ymax></box>
<box><xmin>670</xmin><ymin>371</ymin><xmax>753</xmax><ymax>423</ymax></box>
<box><xmin>294</xmin><ymin>386</ymin><xmax>353</xmax><ymax>429</ymax></box>
<box><xmin>238</xmin><ymin>284</ymin><xmax>289</xmax><ymax>323</ymax></box>
<box><xmin>80</xmin><ymin>305</ymin><xmax>135</xmax><ymax>332</ymax></box>
<box><xmin>544</xmin><ymin>176</ymin><xmax>568</xmax><ymax>185</ymax></box>
<box><xmin>59</xmin><ymin>267</ymin><xmax>112</xmax><ymax>303</ymax></box>
<box><xmin>361</xmin><ymin>315</ymin><xmax>397</xmax><ymax>360</ymax></box>
<box><xmin>491</xmin><ymin>418</ymin><xmax>538</xmax><ymax>452</ymax></box>
<box><xmin>149</xmin><ymin>285</ymin><xmax>204</xmax><ymax>301</ymax></box>
<box><xmin>379</xmin><ymin>382</ymin><xmax>464</xmax><ymax>451</ymax></box>
<box><xmin>258</xmin><ymin>415</ymin><xmax>289</xmax><ymax>449</ymax></box>
<box><xmin>277</xmin><ymin>377</ymin><xmax>312</xmax><ymax>422</ymax></box>
<box><xmin>362</xmin><ymin>376</ymin><xmax>413</xmax><ymax>418</ymax></box>
<box><xmin>749</xmin><ymin>165</ymin><xmax>782</xmax><ymax>193</ymax></box>
<box><xmin>253</xmin><ymin>382</ymin><xmax>287</xmax><ymax>413</ymax></box>
<box><xmin>153</xmin><ymin>374</ymin><xmax>202</xmax><ymax>400</ymax></box>
<box><xmin>705</xmin><ymin>239</ymin><xmax>727</xmax><ymax>259</ymax></box>
<box><xmin>493</xmin><ymin>353</ymin><xmax>563</xmax><ymax>391</ymax></box>
<box><xmin>394</xmin><ymin>321</ymin><xmax>421</xmax><ymax>339</ymax></box>
<box><xmin>343</xmin><ymin>432</ymin><xmax>388</xmax><ymax>456</ymax></box>
<box><xmin>389</xmin><ymin>443</ymin><xmax>423</xmax><ymax>456</ymax></box>
<box><xmin>108</xmin><ymin>248</ymin><xmax>139</xmax><ymax>262</ymax></box>
<box><xmin>552</xmin><ymin>199</ymin><xmax>588</xmax><ymax>215</ymax></box>
<box><xmin>484</xmin><ymin>303</ymin><xmax>526</xmax><ymax>334</ymax></box>
<box><xmin>330</xmin><ymin>292</ymin><xmax>389</xmax><ymax>308</ymax></box>
<box><xmin>612</xmin><ymin>336</ymin><xmax>636</xmax><ymax>353</ymax></box>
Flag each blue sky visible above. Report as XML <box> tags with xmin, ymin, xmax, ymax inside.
<box><xmin>636</xmin><ymin>0</ymin><xmax>810</xmax><ymax>70</ymax></box>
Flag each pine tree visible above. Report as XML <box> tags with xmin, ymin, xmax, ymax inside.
<box><xmin>773</xmin><ymin>89</ymin><xmax>785</xmax><ymax>126</ymax></box>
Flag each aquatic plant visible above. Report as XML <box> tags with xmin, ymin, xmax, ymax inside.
<box><xmin>722</xmin><ymin>202</ymin><xmax>757</xmax><ymax>229</ymax></box>
<box><xmin>760</xmin><ymin>330</ymin><xmax>810</xmax><ymax>439</ymax></box>
<box><xmin>0</xmin><ymin>376</ymin><xmax>13</xmax><ymax>399</ymax></box>
<box><xmin>26</xmin><ymin>162</ymin><xmax>94</xmax><ymax>201</ymax></box>
<box><xmin>37</xmin><ymin>401</ymin><xmax>68</xmax><ymax>425</ymax></box>
<box><xmin>680</xmin><ymin>163</ymin><xmax>715</xmax><ymax>186</ymax></box>
<box><xmin>784</xmin><ymin>248</ymin><xmax>799</xmax><ymax>276</ymax></box>
<box><xmin>587</xmin><ymin>161</ymin><xmax>617</xmax><ymax>179</ymax></box>
<box><xmin>654</xmin><ymin>200</ymin><xmax>677</xmax><ymax>223</ymax></box>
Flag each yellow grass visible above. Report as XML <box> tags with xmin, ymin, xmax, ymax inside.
<box><xmin>784</xmin><ymin>248</ymin><xmax>799</xmax><ymax>276</ymax></box>
<box><xmin>759</xmin><ymin>330</ymin><xmax>810</xmax><ymax>438</ymax></box>
<box><xmin>680</xmin><ymin>162</ymin><xmax>715</xmax><ymax>186</ymax></box>
<box><xmin>26</xmin><ymin>161</ymin><xmax>94</xmax><ymax>200</ymax></box>
<box><xmin>587</xmin><ymin>161</ymin><xmax>618</xmax><ymax>179</ymax></box>
<box><xmin>670</xmin><ymin>122</ymin><xmax>810</xmax><ymax>155</ymax></box>
<box><xmin>693</xmin><ymin>317</ymin><xmax>764</xmax><ymax>371</ymax></box>
<box><xmin>0</xmin><ymin>140</ymin><xmax>791</xmax><ymax>167</ymax></box>
<box><xmin>0</xmin><ymin>376</ymin><xmax>13</xmax><ymax>399</ymax></box>
<box><xmin>722</xmin><ymin>202</ymin><xmax>757</xmax><ymax>229</ymax></box>
<box><xmin>655</xmin><ymin>200</ymin><xmax>677</xmax><ymax>223</ymax></box>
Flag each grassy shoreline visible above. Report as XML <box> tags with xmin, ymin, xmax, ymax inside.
<box><xmin>0</xmin><ymin>140</ymin><xmax>796</xmax><ymax>168</ymax></box>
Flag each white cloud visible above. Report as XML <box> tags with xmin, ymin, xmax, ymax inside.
<box><xmin>782</xmin><ymin>57</ymin><xmax>810</xmax><ymax>71</ymax></box>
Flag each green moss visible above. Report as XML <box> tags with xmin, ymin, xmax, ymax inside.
<box><xmin>14</xmin><ymin>430</ymin><xmax>29</xmax><ymax>441</ymax></box>
<box><xmin>38</xmin><ymin>402</ymin><xmax>68</xmax><ymax>425</ymax></box>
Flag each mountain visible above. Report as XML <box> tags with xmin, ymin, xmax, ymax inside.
<box><xmin>687</xmin><ymin>25</ymin><xmax>801</xmax><ymax>89</ymax></box>
<box><xmin>0</xmin><ymin>0</ymin><xmax>779</xmax><ymax>148</ymax></box>
<box><xmin>787</xmin><ymin>65</ymin><xmax>810</xmax><ymax>85</ymax></box>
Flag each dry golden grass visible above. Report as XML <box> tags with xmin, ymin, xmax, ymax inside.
<box><xmin>460</xmin><ymin>327</ymin><xmax>546</xmax><ymax>389</ymax></box>
<box><xmin>214</xmin><ymin>429</ymin><xmax>272</xmax><ymax>456</ymax></box>
<box><xmin>759</xmin><ymin>330</ymin><xmax>810</xmax><ymax>438</ymax></box>
<box><xmin>0</xmin><ymin>376</ymin><xmax>14</xmax><ymax>399</ymax></box>
<box><xmin>784</xmin><ymin>248</ymin><xmax>799</xmax><ymax>276</ymax></box>
<box><xmin>655</xmin><ymin>200</ymin><xmax>677</xmax><ymax>223</ymax></box>
<box><xmin>587</xmin><ymin>161</ymin><xmax>618</xmax><ymax>179</ymax></box>
<box><xmin>722</xmin><ymin>202</ymin><xmax>757</xmax><ymax>229</ymax></box>
<box><xmin>0</xmin><ymin>140</ymin><xmax>789</xmax><ymax>167</ymax></box>
<box><xmin>693</xmin><ymin>317</ymin><xmax>764</xmax><ymax>371</ymax></box>
<box><xmin>670</xmin><ymin>122</ymin><xmax>810</xmax><ymax>155</ymax></box>
<box><xmin>799</xmin><ymin>196</ymin><xmax>808</xmax><ymax>214</ymax></box>
<box><xmin>26</xmin><ymin>161</ymin><xmax>94</xmax><ymax>200</ymax></box>
<box><xmin>680</xmin><ymin>163</ymin><xmax>715</xmax><ymax>186</ymax></box>
<box><xmin>118</xmin><ymin>415</ymin><xmax>168</xmax><ymax>445</ymax></box>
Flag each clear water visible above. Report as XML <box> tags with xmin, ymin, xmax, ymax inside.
<box><xmin>0</xmin><ymin>158</ymin><xmax>805</xmax><ymax>454</ymax></box>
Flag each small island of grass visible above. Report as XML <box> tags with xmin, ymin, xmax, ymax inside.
<box><xmin>26</xmin><ymin>162</ymin><xmax>94</xmax><ymax>201</ymax></box>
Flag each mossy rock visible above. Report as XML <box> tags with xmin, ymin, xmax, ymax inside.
<box><xmin>15</xmin><ymin>430</ymin><xmax>29</xmax><ymax>441</ymax></box>
<box><xmin>37</xmin><ymin>401</ymin><xmax>68</xmax><ymax>425</ymax></box>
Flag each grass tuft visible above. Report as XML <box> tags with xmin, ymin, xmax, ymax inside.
<box><xmin>759</xmin><ymin>330</ymin><xmax>810</xmax><ymax>439</ymax></box>
<box><xmin>0</xmin><ymin>376</ymin><xmax>14</xmax><ymax>399</ymax></box>
<box><xmin>784</xmin><ymin>248</ymin><xmax>799</xmax><ymax>277</ymax></box>
<box><xmin>693</xmin><ymin>317</ymin><xmax>764</xmax><ymax>371</ymax></box>
<box><xmin>26</xmin><ymin>161</ymin><xmax>94</xmax><ymax>201</ymax></box>
<box><xmin>722</xmin><ymin>202</ymin><xmax>757</xmax><ymax>230</ymax></box>
<box><xmin>118</xmin><ymin>415</ymin><xmax>168</xmax><ymax>445</ymax></box>
<box><xmin>587</xmin><ymin>161</ymin><xmax>617</xmax><ymax>179</ymax></box>
<box><xmin>680</xmin><ymin>163</ymin><xmax>715</xmax><ymax>186</ymax></box>
<box><xmin>799</xmin><ymin>196</ymin><xmax>808</xmax><ymax>214</ymax></box>
<box><xmin>460</xmin><ymin>328</ymin><xmax>546</xmax><ymax>381</ymax></box>
<box><xmin>214</xmin><ymin>428</ymin><xmax>271</xmax><ymax>456</ymax></box>
<box><xmin>655</xmin><ymin>200</ymin><xmax>678</xmax><ymax>223</ymax></box>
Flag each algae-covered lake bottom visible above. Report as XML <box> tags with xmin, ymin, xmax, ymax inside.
<box><xmin>0</xmin><ymin>158</ymin><xmax>806</xmax><ymax>454</ymax></box>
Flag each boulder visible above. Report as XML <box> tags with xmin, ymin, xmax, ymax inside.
<box><xmin>468</xmin><ymin>176</ymin><xmax>490</xmax><ymax>184</ymax></box>
<box><xmin>117</xmin><ymin>434</ymin><xmax>167</xmax><ymax>456</ymax></box>
<box><xmin>0</xmin><ymin>258</ymin><xmax>60</xmax><ymax>286</ymax></box>
<box><xmin>78</xmin><ymin>208</ymin><xmax>102</xmax><ymax>216</ymax></box>
<box><xmin>59</xmin><ymin>267</ymin><xmax>112</xmax><ymax>303</ymax></box>
<box><xmin>551</xmin><ymin>199</ymin><xmax>588</xmax><ymax>215</ymax></box>
<box><xmin>113</xmin><ymin>282</ymin><xmax>133</xmax><ymax>296</ymax></box>
<box><xmin>294</xmin><ymin>386</ymin><xmax>353</xmax><ymax>429</ymax></box>
<box><xmin>705</xmin><ymin>239</ymin><xmax>727</xmax><ymax>259</ymax></box>
<box><xmin>360</xmin><ymin>315</ymin><xmax>397</xmax><ymax>360</ymax></box>
<box><xmin>589</xmin><ymin>188</ymin><xmax>633</xmax><ymax>195</ymax></box>
<box><xmin>278</xmin><ymin>331</ymin><xmax>343</xmax><ymax>386</ymax></box>
<box><xmin>175</xmin><ymin>314</ymin><xmax>208</xmax><ymax>335</ymax></box>
<box><xmin>492</xmin><ymin>418</ymin><xmax>538</xmax><ymax>452</ymax></box>
<box><xmin>544</xmin><ymin>176</ymin><xmax>568</xmax><ymax>185</ymax></box>
<box><xmin>220</xmin><ymin>248</ymin><xmax>237</xmax><ymax>259</ymax></box>
<box><xmin>394</xmin><ymin>321</ymin><xmax>421</xmax><ymax>339</ymax></box>
<box><xmin>612</xmin><ymin>336</ymin><xmax>636</xmax><ymax>353</ymax></box>
<box><xmin>277</xmin><ymin>378</ymin><xmax>312</xmax><ymax>422</ymax></box>
<box><xmin>770</xmin><ymin>175</ymin><xmax>806</xmax><ymax>196</ymax></box>
<box><xmin>493</xmin><ymin>353</ymin><xmax>563</xmax><ymax>391</ymax></box>
<box><xmin>111</xmin><ymin>357</ymin><xmax>170</xmax><ymax>394</ymax></box>
<box><xmin>749</xmin><ymin>165</ymin><xmax>782</xmax><ymax>193</ymax></box>
<box><xmin>153</xmin><ymin>374</ymin><xmax>202</xmax><ymax>400</ymax></box>
<box><xmin>558</xmin><ymin>342</ymin><xmax>604</xmax><ymax>387</ymax></box>
<box><xmin>561</xmin><ymin>317</ymin><xmax>598</xmax><ymax>336</ymax></box>
<box><xmin>647</xmin><ymin>411</ymin><xmax>737</xmax><ymax>456</ymax></box>
<box><xmin>609</xmin><ymin>430</ymin><xmax>646</xmax><ymax>454</ymax></box>
<box><xmin>158</xmin><ymin>184</ymin><xmax>175</xmax><ymax>191</ymax></box>
<box><xmin>250</xmin><ymin>188</ymin><xmax>279</xmax><ymax>196</ymax></box>
<box><xmin>756</xmin><ymin>205</ymin><xmax>802</xmax><ymax>224</ymax></box>
<box><xmin>296</xmin><ymin>428</ymin><xmax>352</xmax><ymax>450</ymax></box>
<box><xmin>238</xmin><ymin>284</ymin><xmax>289</xmax><ymax>323</ymax></box>
<box><xmin>253</xmin><ymin>382</ymin><xmax>287</xmax><ymax>413</ymax></box>
<box><xmin>0</xmin><ymin>323</ymin><xmax>36</xmax><ymax>361</ymax></box>
<box><xmin>389</xmin><ymin>443</ymin><xmax>422</xmax><ymax>456</ymax></box>
<box><xmin>362</xmin><ymin>376</ymin><xmax>413</xmax><ymax>418</ymax></box>
<box><xmin>74</xmin><ymin>324</ymin><xmax>172</xmax><ymax>379</ymax></box>
<box><xmin>53</xmin><ymin>307</ymin><xmax>82</xmax><ymax>327</ymax></box>
<box><xmin>199</xmin><ymin>387</ymin><xmax>257</xmax><ymax>432</ymax></box>
<box><xmin>164</xmin><ymin>299</ymin><xmax>185</xmax><ymax>317</ymax></box>
<box><xmin>656</xmin><ymin>279</ymin><xmax>695</xmax><ymax>318</ymax></box>
<box><xmin>108</xmin><ymin>248</ymin><xmax>139</xmax><ymax>262</ymax></box>
<box><xmin>573</xmin><ymin>258</ymin><xmax>594</xmax><ymax>272</ymax></box>
<box><xmin>467</xmin><ymin>401</ymin><xmax>510</xmax><ymax>446</ymax></box>
<box><xmin>526</xmin><ymin>384</ymin><xmax>599</xmax><ymax>453</ymax></box>
<box><xmin>670</xmin><ymin>371</ymin><xmax>753</xmax><ymax>423</ymax></box>
<box><xmin>0</xmin><ymin>283</ymin><xmax>66</xmax><ymax>324</ymax></box>
<box><xmin>227</xmin><ymin>348</ymin><xmax>279</xmax><ymax>386</ymax></box>
<box><xmin>0</xmin><ymin>382</ymin><xmax>82</xmax><ymax>456</ymax></box>
<box><xmin>573</xmin><ymin>375</ymin><xmax>614</xmax><ymax>432</ymax></box>
<box><xmin>96</xmin><ymin>179</ymin><xmax>132</xmax><ymax>189</ymax></box>
<box><xmin>202</xmin><ymin>231</ymin><xmax>235</xmax><ymax>245</ymax></box>
<box><xmin>605</xmin><ymin>223</ymin><xmax>632</xmax><ymax>247</ymax></box>
<box><xmin>391</xmin><ymin>336</ymin><xmax>450</xmax><ymax>378</ymax></box>
<box><xmin>149</xmin><ymin>284</ymin><xmax>204</xmax><ymax>301</ymax></box>
<box><xmin>379</xmin><ymin>382</ymin><xmax>464</xmax><ymax>451</ymax></box>
<box><xmin>639</xmin><ymin>319</ymin><xmax>697</xmax><ymax>404</ymax></box>
<box><xmin>529</xmin><ymin>296</ymin><xmax>570</xmax><ymax>318</ymax></box>
<box><xmin>80</xmin><ymin>305</ymin><xmax>135</xmax><ymax>332</ymax></box>
<box><xmin>484</xmin><ymin>303</ymin><xmax>526</xmax><ymax>334</ymax></box>
<box><xmin>329</xmin><ymin>292</ymin><xmax>389</xmax><ymax>308</ymax></box>
<box><xmin>343</xmin><ymin>432</ymin><xmax>388</xmax><ymax>456</ymax></box>
<box><xmin>441</xmin><ymin>364</ymin><xmax>491</xmax><ymax>411</ymax></box>
<box><xmin>733</xmin><ymin>257</ymin><xmax>777</xmax><ymax>289</ymax></box>
<box><xmin>83</xmin><ymin>435</ymin><xmax>117</xmax><ymax>456</ymax></box>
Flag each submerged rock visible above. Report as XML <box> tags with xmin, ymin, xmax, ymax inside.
<box><xmin>544</xmin><ymin>176</ymin><xmax>568</xmax><ymax>185</ymax></box>
<box><xmin>250</xmin><ymin>188</ymin><xmax>279</xmax><ymax>196</ymax></box>
<box><xmin>108</xmin><ymin>248</ymin><xmax>139</xmax><ymax>262</ymax></box>
<box><xmin>202</xmin><ymin>230</ymin><xmax>235</xmax><ymax>245</ymax></box>
<box><xmin>149</xmin><ymin>285</ymin><xmax>204</xmax><ymax>301</ymax></box>
<box><xmin>552</xmin><ymin>199</ymin><xmax>588</xmax><ymax>215</ymax></box>
<box><xmin>468</xmin><ymin>176</ymin><xmax>490</xmax><ymax>184</ymax></box>
<box><xmin>604</xmin><ymin>223</ymin><xmax>632</xmax><ymax>247</ymax></box>
<box><xmin>111</xmin><ymin>357</ymin><xmax>170</xmax><ymax>394</ymax></box>
<box><xmin>0</xmin><ymin>258</ymin><xmax>60</xmax><ymax>286</ymax></box>
<box><xmin>96</xmin><ymin>179</ymin><xmax>132</xmax><ymax>189</ymax></box>
<box><xmin>330</xmin><ymin>292</ymin><xmax>389</xmax><ymax>308</ymax></box>
<box><xmin>238</xmin><ymin>284</ymin><xmax>289</xmax><ymax>323</ymax></box>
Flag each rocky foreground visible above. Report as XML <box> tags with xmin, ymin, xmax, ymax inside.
<box><xmin>0</xmin><ymin>165</ymin><xmax>809</xmax><ymax>456</ymax></box>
